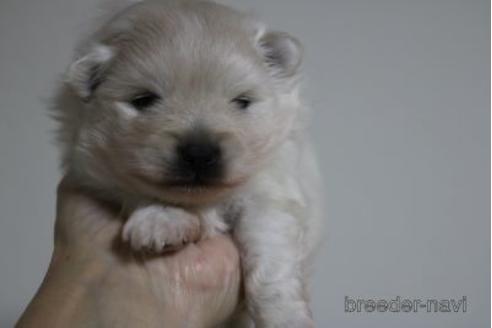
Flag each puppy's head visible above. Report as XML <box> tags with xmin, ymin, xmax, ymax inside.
<box><xmin>55</xmin><ymin>0</ymin><xmax>304</xmax><ymax>206</ymax></box>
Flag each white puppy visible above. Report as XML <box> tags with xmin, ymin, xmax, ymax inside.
<box><xmin>52</xmin><ymin>0</ymin><xmax>323</xmax><ymax>327</ymax></box>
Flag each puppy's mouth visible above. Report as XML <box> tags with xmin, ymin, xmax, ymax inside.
<box><xmin>134</xmin><ymin>173</ymin><xmax>245</xmax><ymax>194</ymax></box>
<box><xmin>162</xmin><ymin>177</ymin><xmax>243</xmax><ymax>191</ymax></box>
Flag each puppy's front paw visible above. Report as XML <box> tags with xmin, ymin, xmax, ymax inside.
<box><xmin>122</xmin><ymin>205</ymin><xmax>200</xmax><ymax>253</ymax></box>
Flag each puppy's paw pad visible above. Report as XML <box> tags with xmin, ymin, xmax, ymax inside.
<box><xmin>122</xmin><ymin>206</ymin><xmax>200</xmax><ymax>253</ymax></box>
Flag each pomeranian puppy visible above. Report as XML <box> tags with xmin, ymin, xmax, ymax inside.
<box><xmin>52</xmin><ymin>0</ymin><xmax>322</xmax><ymax>326</ymax></box>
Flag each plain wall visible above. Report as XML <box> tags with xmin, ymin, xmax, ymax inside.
<box><xmin>0</xmin><ymin>0</ymin><xmax>489</xmax><ymax>327</ymax></box>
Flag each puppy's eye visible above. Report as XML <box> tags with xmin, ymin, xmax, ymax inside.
<box><xmin>130</xmin><ymin>92</ymin><xmax>160</xmax><ymax>111</ymax></box>
<box><xmin>231</xmin><ymin>95</ymin><xmax>253</xmax><ymax>110</ymax></box>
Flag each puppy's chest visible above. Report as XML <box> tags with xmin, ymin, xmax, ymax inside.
<box><xmin>210</xmin><ymin>163</ymin><xmax>306</xmax><ymax>230</ymax></box>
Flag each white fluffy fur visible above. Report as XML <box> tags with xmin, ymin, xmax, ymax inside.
<box><xmin>52</xmin><ymin>1</ymin><xmax>323</xmax><ymax>327</ymax></box>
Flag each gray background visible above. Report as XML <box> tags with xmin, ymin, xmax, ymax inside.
<box><xmin>0</xmin><ymin>0</ymin><xmax>489</xmax><ymax>327</ymax></box>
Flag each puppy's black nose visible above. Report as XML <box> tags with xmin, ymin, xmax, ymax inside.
<box><xmin>177</xmin><ymin>141</ymin><xmax>222</xmax><ymax>178</ymax></box>
<box><xmin>179</xmin><ymin>142</ymin><xmax>221</xmax><ymax>166</ymax></box>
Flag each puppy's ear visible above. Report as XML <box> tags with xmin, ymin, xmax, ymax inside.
<box><xmin>65</xmin><ymin>44</ymin><xmax>114</xmax><ymax>100</ymax></box>
<box><xmin>257</xmin><ymin>31</ymin><xmax>303</xmax><ymax>79</ymax></box>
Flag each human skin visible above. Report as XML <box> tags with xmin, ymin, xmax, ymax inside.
<box><xmin>16</xmin><ymin>179</ymin><xmax>241</xmax><ymax>328</ymax></box>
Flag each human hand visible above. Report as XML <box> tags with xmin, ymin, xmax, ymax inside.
<box><xmin>16</xmin><ymin>178</ymin><xmax>241</xmax><ymax>328</ymax></box>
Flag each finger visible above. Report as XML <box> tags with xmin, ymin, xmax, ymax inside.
<box><xmin>159</xmin><ymin>235</ymin><xmax>240</xmax><ymax>290</ymax></box>
<box><xmin>183</xmin><ymin>235</ymin><xmax>242</xmax><ymax>325</ymax></box>
<box><xmin>195</xmin><ymin>234</ymin><xmax>241</xmax><ymax>275</ymax></box>
<box><xmin>143</xmin><ymin>235</ymin><xmax>241</xmax><ymax>326</ymax></box>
